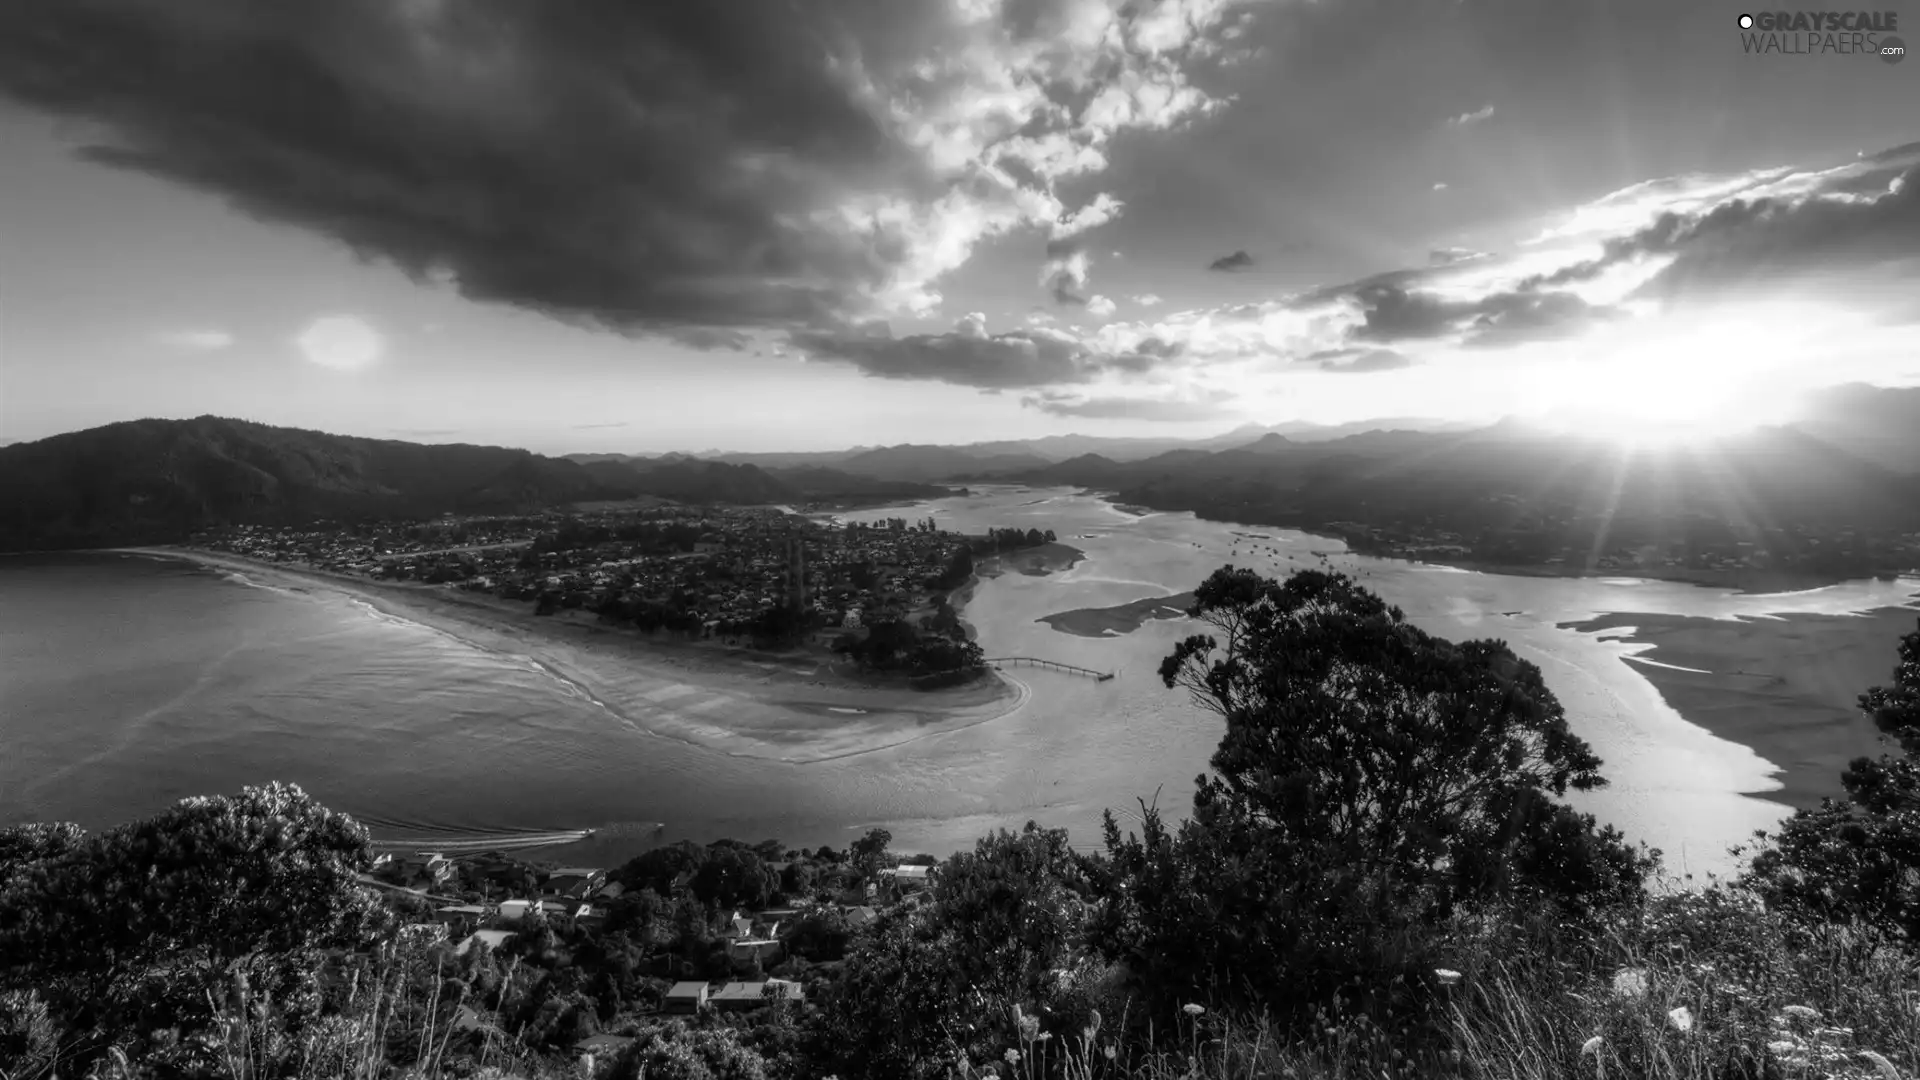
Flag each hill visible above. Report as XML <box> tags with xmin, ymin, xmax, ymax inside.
<box><xmin>0</xmin><ymin>416</ymin><xmax>641</xmax><ymax>551</ymax></box>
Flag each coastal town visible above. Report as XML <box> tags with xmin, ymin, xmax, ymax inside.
<box><xmin>189</xmin><ymin>506</ymin><xmax>1061</xmax><ymax>656</ymax></box>
<box><xmin>361</xmin><ymin>838</ymin><xmax>941</xmax><ymax>1061</ymax></box>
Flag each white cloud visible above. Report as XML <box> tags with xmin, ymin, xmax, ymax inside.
<box><xmin>1132</xmin><ymin>293</ymin><xmax>1164</xmax><ymax>306</ymax></box>
<box><xmin>1446</xmin><ymin>104</ymin><xmax>1495</xmax><ymax>127</ymax></box>
<box><xmin>295</xmin><ymin>315</ymin><xmax>386</xmax><ymax>371</ymax></box>
<box><xmin>1087</xmin><ymin>295</ymin><xmax>1118</xmax><ymax>317</ymax></box>
<box><xmin>1432</xmin><ymin>182</ymin><xmax>1448</xmax><ymax>191</ymax></box>
<box><xmin>156</xmin><ymin>329</ymin><xmax>234</xmax><ymax>351</ymax></box>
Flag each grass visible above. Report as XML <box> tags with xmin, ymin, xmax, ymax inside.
<box><xmin>10</xmin><ymin>885</ymin><xmax>1920</xmax><ymax>1080</ymax></box>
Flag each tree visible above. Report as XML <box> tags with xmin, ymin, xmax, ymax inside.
<box><xmin>1103</xmin><ymin>567</ymin><xmax>1653</xmax><ymax>1021</ymax></box>
<box><xmin>0</xmin><ymin>783</ymin><xmax>386</xmax><ymax>1066</ymax></box>
<box><xmin>850</xmin><ymin>828</ymin><xmax>893</xmax><ymax>878</ymax></box>
<box><xmin>1745</xmin><ymin>618</ymin><xmax>1920</xmax><ymax>944</ymax></box>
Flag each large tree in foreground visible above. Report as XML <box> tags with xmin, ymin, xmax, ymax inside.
<box><xmin>1096</xmin><ymin>568</ymin><xmax>1654</xmax><ymax>1019</ymax></box>
<box><xmin>0</xmin><ymin>782</ymin><xmax>386</xmax><ymax>1067</ymax></box>
<box><xmin>1745</xmin><ymin>617</ymin><xmax>1920</xmax><ymax>944</ymax></box>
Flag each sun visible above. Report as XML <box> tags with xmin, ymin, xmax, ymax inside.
<box><xmin>1513</xmin><ymin>309</ymin><xmax>1816</xmax><ymax>447</ymax></box>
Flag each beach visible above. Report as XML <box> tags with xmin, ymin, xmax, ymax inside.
<box><xmin>1560</xmin><ymin>606</ymin><xmax>1920</xmax><ymax>809</ymax></box>
<box><xmin>112</xmin><ymin>547</ymin><xmax>1026</xmax><ymax>764</ymax></box>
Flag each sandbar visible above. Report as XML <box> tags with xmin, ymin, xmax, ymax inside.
<box><xmin>1560</xmin><ymin>605</ymin><xmax>1920</xmax><ymax>809</ymax></box>
<box><xmin>1039</xmin><ymin>591</ymin><xmax>1196</xmax><ymax>638</ymax></box>
<box><xmin>112</xmin><ymin>546</ymin><xmax>1024</xmax><ymax>764</ymax></box>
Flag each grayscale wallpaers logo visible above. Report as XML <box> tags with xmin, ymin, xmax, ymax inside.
<box><xmin>1737</xmin><ymin>10</ymin><xmax>1905</xmax><ymax>61</ymax></box>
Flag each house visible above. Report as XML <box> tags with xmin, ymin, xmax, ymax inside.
<box><xmin>454</xmin><ymin>930</ymin><xmax>516</xmax><ymax>957</ymax></box>
<box><xmin>726</xmin><ymin>912</ymin><xmax>753</xmax><ymax>939</ymax></box>
<box><xmin>594</xmin><ymin>881</ymin><xmax>626</xmax><ymax>901</ymax></box>
<box><xmin>573</xmin><ymin>903</ymin><xmax>606</xmax><ymax>930</ymax></box>
<box><xmin>662</xmin><ymin>981</ymin><xmax>710</xmax><ymax>1014</ymax></box>
<box><xmin>434</xmin><ymin>905</ymin><xmax>488</xmax><ymax>934</ymax></box>
<box><xmin>839</xmin><ymin>905</ymin><xmax>876</xmax><ymax>929</ymax></box>
<box><xmin>496</xmin><ymin>899</ymin><xmax>534</xmax><ymax>922</ymax></box>
<box><xmin>543</xmin><ymin>868</ymin><xmax>606</xmax><ymax>899</ymax></box>
<box><xmin>728</xmin><ymin>938</ymin><xmax>784</xmax><ymax>965</ymax></box>
<box><xmin>710</xmin><ymin>980</ymin><xmax>805</xmax><ymax>1013</ymax></box>
<box><xmin>574</xmin><ymin>1034</ymin><xmax>635</xmax><ymax>1057</ymax></box>
<box><xmin>892</xmin><ymin>865</ymin><xmax>935</xmax><ymax>894</ymax></box>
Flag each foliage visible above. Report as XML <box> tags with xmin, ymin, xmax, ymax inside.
<box><xmin>0</xmin><ymin>782</ymin><xmax>386</xmax><ymax>1073</ymax></box>
<box><xmin>1744</xmin><ymin>617</ymin><xmax>1920</xmax><ymax>946</ymax></box>
<box><xmin>1111</xmin><ymin>567</ymin><xmax>1653</xmax><ymax>1026</ymax></box>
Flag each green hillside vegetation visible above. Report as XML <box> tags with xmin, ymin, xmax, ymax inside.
<box><xmin>5</xmin><ymin>568</ymin><xmax>1920</xmax><ymax>1080</ymax></box>
<box><xmin>0</xmin><ymin>420</ymin><xmax>960</xmax><ymax>553</ymax></box>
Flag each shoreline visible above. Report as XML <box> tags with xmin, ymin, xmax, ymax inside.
<box><xmin>1082</xmin><ymin>491</ymin><xmax>1907</xmax><ymax>596</ymax></box>
<box><xmin>1560</xmin><ymin>605</ymin><xmax>1920</xmax><ymax>810</ymax></box>
<box><xmin>110</xmin><ymin>546</ymin><xmax>1026</xmax><ymax>766</ymax></box>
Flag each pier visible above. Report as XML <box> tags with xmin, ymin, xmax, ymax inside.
<box><xmin>984</xmin><ymin>656</ymin><xmax>1116</xmax><ymax>681</ymax></box>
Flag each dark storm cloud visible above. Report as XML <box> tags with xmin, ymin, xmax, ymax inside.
<box><xmin>1021</xmin><ymin>389</ymin><xmax>1237</xmax><ymax>420</ymax></box>
<box><xmin>1312</xmin><ymin>348</ymin><xmax>1415</xmax><ymax>373</ymax></box>
<box><xmin>1524</xmin><ymin>159</ymin><xmax>1920</xmax><ymax>299</ymax></box>
<box><xmin>1208</xmin><ymin>250</ymin><xmax>1257</xmax><ymax>272</ymax></box>
<box><xmin>0</xmin><ymin>0</ymin><xmax>1268</xmax><ymax>375</ymax></box>
<box><xmin>0</xmin><ymin>0</ymin><xmax>929</xmax><ymax>334</ymax></box>
<box><xmin>791</xmin><ymin>324</ymin><xmax>1099</xmax><ymax>389</ymax></box>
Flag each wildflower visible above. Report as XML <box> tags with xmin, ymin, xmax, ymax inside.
<box><xmin>1611</xmin><ymin>968</ymin><xmax>1649</xmax><ymax>1000</ymax></box>
<box><xmin>1667</xmin><ymin>1006</ymin><xmax>1694</xmax><ymax>1033</ymax></box>
<box><xmin>1766</xmin><ymin>1041</ymin><xmax>1798</xmax><ymax>1055</ymax></box>
<box><xmin>1580</xmin><ymin>1036</ymin><xmax>1604</xmax><ymax>1056</ymax></box>
<box><xmin>1860</xmin><ymin>1049</ymin><xmax>1901</xmax><ymax>1080</ymax></box>
<box><xmin>1434</xmin><ymin>968</ymin><xmax>1462</xmax><ymax>987</ymax></box>
<box><xmin>1182</xmin><ymin>1003</ymin><xmax>1206</xmax><ymax>1016</ymax></box>
<box><xmin>1004</xmin><ymin>1049</ymin><xmax>1021</xmax><ymax>1065</ymax></box>
<box><xmin>1781</xmin><ymin>1005</ymin><xmax>1820</xmax><ymax>1022</ymax></box>
<box><xmin>1036</xmin><ymin>1032</ymin><xmax>1052</xmax><ymax>1043</ymax></box>
<box><xmin>1086</xmin><ymin>1008</ymin><xmax>1102</xmax><ymax>1038</ymax></box>
<box><xmin>1103</xmin><ymin>1043</ymin><xmax>1117</xmax><ymax>1061</ymax></box>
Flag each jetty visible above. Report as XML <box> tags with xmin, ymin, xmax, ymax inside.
<box><xmin>985</xmin><ymin>656</ymin><xmax>1115</xmax><ymax>681</ymax></box>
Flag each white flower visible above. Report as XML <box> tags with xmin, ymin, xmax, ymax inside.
<box><xmin>1182</xmin><ymin>1003</ymin><xmax>1206</xmax><ymax>1016</ymax></box>
<box><xmin>1781</xmin><ymin>1004</ymin><xmax>1820</xmax><ymax>1021</ymax></box>
<box><xmin>1611</xmin><ymin>968</ymin><xmax>1649</xmax><ymax>1000</ymax></box>
<box><xmin>1667</xmin><ymin>1006</ymin><xmax>1694</xmax><ymax>1033</ymax></box>
<box><xmin>1435</xmin><ymin>968</ymin><xmax>1462</xmax><ymax>986</ymax></box>
<box><xmin>1860</xmin><ymin>1049</ymin><xmax>1901</xmax><ymax>1080</ymax></box>
<box><xmin>1580</xmin><ymin>1036</ymin><xmax>1604</xmax><ymax>1056</ymax></box>
<box><xmin>1766</xmin><ymin>1041</ymin><xmax>1798</xmax><ymax>1055</ymax></box>
<box><xmin>1004</xmin><ymin>1049</ymin><xmax>1021</xmax><ymax>1065</ymax></box>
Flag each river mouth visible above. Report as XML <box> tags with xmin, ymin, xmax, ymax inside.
<box><xmin>4</xmin><ymin>491</ymin><xmax>1916</xmax><ymax>879</ymax></box>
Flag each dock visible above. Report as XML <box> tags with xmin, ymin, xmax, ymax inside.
<box><xmin>984</xmin><ymin>656</ymin><xmax>1115</xmax><ymax>681</ymax></box>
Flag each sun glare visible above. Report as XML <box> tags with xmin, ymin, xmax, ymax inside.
<box><xmin>1514</xmin><ymin>307</ymin><xmax>1831</xmax><ymax>447</ymax></box>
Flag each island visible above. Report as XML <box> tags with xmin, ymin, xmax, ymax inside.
<box><xmin>1038</xmin><ymin>591</ymin><xmax>1196</xmax><ymax>638</ymax></box>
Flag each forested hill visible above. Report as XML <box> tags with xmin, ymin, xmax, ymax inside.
<box><xmin>0</xmin><ymin>416</ymin><xmax>638</xmax><ymax>551</ymax></box>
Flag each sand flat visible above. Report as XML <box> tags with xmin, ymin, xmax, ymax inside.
<box><xmin>1561</xmin><ymin>606</ymin><xmax>1920</xmax><ymax>809</ymax></box>
<box><xmin>115</xmin><ymin>546</ymin><xmax>1023</xmax><ymax>763</ymax></box>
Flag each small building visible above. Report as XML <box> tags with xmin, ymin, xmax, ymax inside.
<box><xmin>662</xmin><ymin>981</ymin><xmax>710</xmax><ymax>1014</ymax></box>
<box><xmin>594</xmin><ymin>881</ymin><xmax>627</xmax><ymax>901</ymax></box>
<box><xmin>454</xmin><ymin>930</ymin><xmax>516</xmax><ymax>957</ymax></box>
<box><xmin>434</xmin><ymin>905</ymin><xmax>488</xmax><ymax>934</ymax></box>
<box><xmin>728</xmin><ymin>938</ymin><xmax>784</xmax><ymax>965</ymax></box>
<box><xmin>573</xmin><ymin>903</ymin><xmax>606</xmax><ymax>930</ymax></box>
<box><xmin>892</xmin><ymin>865</ymin><xmax>934</xmax><ymax>891</ymax></box>
<box><xmin>574</xmin><ymin>1034</ymin><xmax>635</xmax><ymax>1056</ymax></box>
<box><xmin>840</xmin><ymin>905</ymin><xmax>876</xmax><ymax>929</ymax></box>
<box><xmin>711</xmin><ymin>980</ymin><xmax>805</xmax><ymax>1012</ymax></box>
<box><xmin>496</xmin><ymin>899</ymin><xmax>534</xmax><ymax>923</ymax></box>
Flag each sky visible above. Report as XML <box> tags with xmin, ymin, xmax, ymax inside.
<box><xmin>0</xmin><ymin>0</ymin><xmax>1916</xmax><ymax>454</ymax></box>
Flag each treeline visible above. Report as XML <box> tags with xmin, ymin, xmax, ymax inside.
<box><xmin>970</xmin><ymin>526</ymin><xmax>1057</xmax><ymax>554</ymax></box>
<box><xmin>8</xmin><ymin>568</ymin><xmax>1920</xmax><ymax>1080</ymax></box>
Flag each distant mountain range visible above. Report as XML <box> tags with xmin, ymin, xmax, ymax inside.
<box><xmin>0</xmin><ymin>417</ymin><xmax>954</xmax><ymax>551</ymax></box>
<box><xmin>5</xmin><ymin>385</ymin><xmax>1919</xmax><ymax>554</ymax></box>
